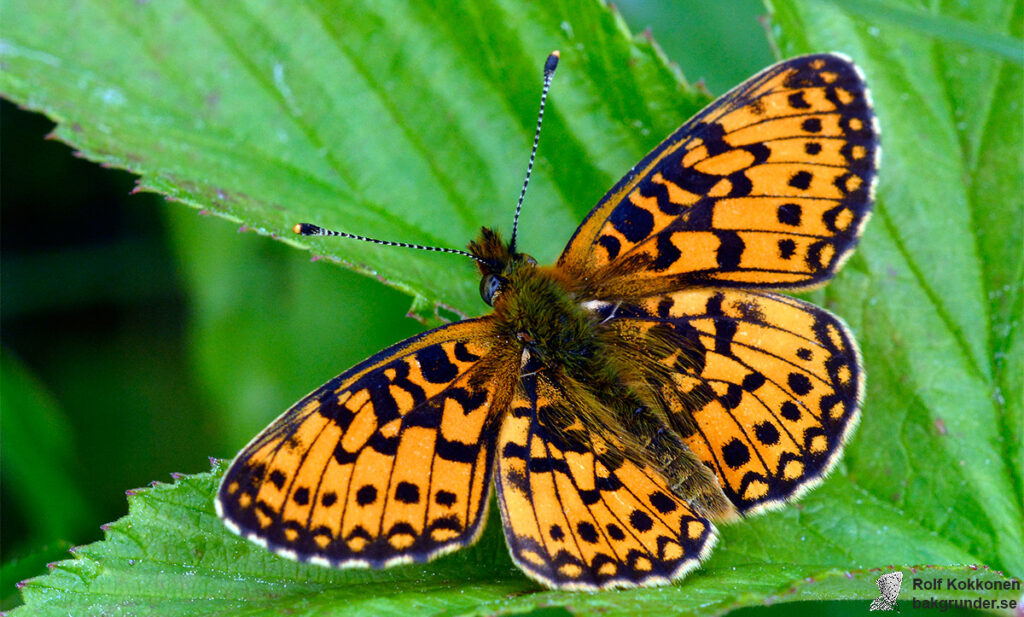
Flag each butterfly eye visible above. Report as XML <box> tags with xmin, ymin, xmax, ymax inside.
<box><xmin>480</xmin><ymin>274</ymin><xmax>504</xmax><ymax>305</ymax></box>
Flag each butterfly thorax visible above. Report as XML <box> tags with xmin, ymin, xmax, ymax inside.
<box><xmin>497</xmin><ymin>267</ymin><xmax>597</xmax><ymax>367</ymax></box>
<box><xmin>470</xmin><ymin>228</ymin><xmax>598</xmax><ymax>372</ymax></box>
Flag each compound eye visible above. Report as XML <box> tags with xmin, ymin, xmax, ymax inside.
<box><xmin>479</xmin><ymin>273</ymin><xmax>504</xmax><ymax>306</ymax></box>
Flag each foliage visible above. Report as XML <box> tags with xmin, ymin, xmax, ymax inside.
<box><xmin>1</xmin><ymin>0</ymin><xmax>1020</xmax><ymax>615</ymax></box>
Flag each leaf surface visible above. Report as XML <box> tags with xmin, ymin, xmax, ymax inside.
<box><xmin>3</xmin><ymin>0</ymin><xmax>1021</xmax><ymax>615</ymax></box>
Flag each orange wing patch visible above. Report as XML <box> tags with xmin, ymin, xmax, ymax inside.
<box><xmin>608</xmin><ymin>289</ymin><xmax>862</xmax><ymax>514</ymax></box>
<box><xmin>495</xmin><ymin>372</ymin><xmax>716</xmax><ymax>589</ymax></box>
<box><xmin>217</xmin><ymin>318</ymin><xmax>512</xmax><ymax>567</ymax></box>
<box><xmin>559</xmin><ymin>53</ymin><xmax>878</xmax><ymax>297</ymax></box>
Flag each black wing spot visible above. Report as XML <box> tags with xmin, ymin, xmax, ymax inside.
<box><xmin>550</xmin><ymin>524</ymin><xmax>565</xmax><ymax>541</ymax></box>
<box><xmin>725</xmin><ymin>170</ymin><xmax>754</xmax><ymax>197</ymax></box>
<box><xmin>579</xmin><ymin>489</ymin><xmax>601</xmax><ymax>505</ymax></box>
<box><xmin>608</xmin><ymin>201</ymin><xmax>655</xmax><ymax>243</ymax></box>
<box><xmin>804</xmin><ymin>141</ymin><xmax>822</xmax><ymax>155</ymax></box>
<box><xmin>807</xmin><ymin>241</ymin><xmax>833</xmax><ymax>271</ymax></box>
<box><xmin>415</xmin><ymin>346</ymin><xmax>458</xmax><ymax>384</ymax></box>
<box><xmin>801</xmin><ymin>118</ymin><xmax>823</xmax><ymax>133</ymax></box>
<box><xmin>777</xmin><ymin>203</ymin><xmax>802</xmax><ymax>226</ymax></box>
<box><xmin>346</xmin><ymin>524</ymin><xmax>373</xmax><ymax>543</ymax></box>
<box><xmin>714</xmin><ymin>318</ymin><xmax>738</xmax><ymax>355</ymax></box>
<box><xmin>436</xmin><ymin>436</ymin><xmax>479</xmax><ymax>463</ymax></box>
<box><xmin>629</xmin><ymin>509</ymin><xmax>654</xmax><ymax>532</ymax></box>
<box><xmin>597</xmin><ymin>234</ymin><xmax>622</xmax><ymax>261</ymax></box>
<box><xmin>650</xmin><ymin>232</ymin><xmax>682</xmax><ymax>271</ymax></box>
<box><xmin>292</xmin><ymin>487</ymin><xmax>309</xmax><ymax>505</ymax></box>
<box><xmin>696</xmin><ymin>121</ymin><xmax>730</xmax><ymax>155</ymax></box>
<box><xmin>722</xmin><ymin>438</ymin><xmax>751</xmax><ymax>469</ymax></box>
<box><xmin>780</xmin><ymin>401</ymin><xmax>802</xmax><ymax>421</ymax></box>
<box><xmin>453</xmin><ymin>341</ymin><xmax>481</xmax><ymax>363</ymax></box>
<box><xmin>356</xmin><ymin>484</ymin><xmax>378</xmax><ymax>506</ymax></box>
<box><xmin>576</xmin><ymin>521</ymin><xmax>600</xmax><ymax>544</ymax></box>
<box><xmin>367</xmin><ymin>432</ymin><xmax>399</xmax><ymax>457</ymax></box>
<box><xmin>394</xmin><ymin>481</ymin><xmax>421</xmax><ymax>504</ymax></box>
<box><xmin>705</xmin><ymin>293</ymin><xmax>725</xmax><ymax>316</ymax></box>
<box><xmin>788</xmin><ymin>372</ymin><xmax>813</xmax><ymax>396</ymax></box>
<box><xmin>778</xmin><ymin>238</ymin><xmax>797</xmax><ymax>260</ymax></box>
<box><xmin>386</xmin><ymin>522</ymin><xmax>417</xmax><ymax>540</ymax></box>
<box><xmin>506</xmin><ymin>468</ymin><xmax>529</xmax><ymax>494</ymax></box>
<box><xmin>334</xmin><ymin>443</ymin><xmax>360</xmax><ymax>465</ymax></box>
<box><xmin>789</xmin><ymin>170</ymin><xmax>813</xmax><ymax>190</ymax></box>
<box><xmin>754</xmin><ymin>421</ymin><xmax>781</xmax><ymax>445</ymax></box>
<box><xmin>502</xmin><ymin>441</ymin><xmax>527</xmax><ymax>461</ymax></box>
<box><xmin>742</xmin><ymin>372</ymin><xmax>767</xmax><ymax>392</ymax></box>
<box><xmin>434</xmin><ymin>490</ymin><xmax>457</xmax><ymax>507</ymax></box>
<box><xmin>649</xmin><ymin>491</ymin><xmax>678</xmax><ymax>514</ymax></box>
<box><xmin>656</xmin><ymin>297</ymin><xmax>674</xmax><ymax>319</ymax></box>
<box><xmin>788</xmin><ymin>91</ymin><xmax>811</xmax><ymax>109</ymax></box>
<box><xmin>715</xmin><ymin>230</ymin><xmax>744</xmax><ymax>269</ymax></box>
<box><xmin>321</xmin><ymin>491</ymin><xmax>338</xmax><ymax>507</ymax></box>
<box><xmin>269</xmin><ymin>469</ymin><xmax>286</xmax><ymax>489</ymax></box>
<box><xmin>429</xmin><ymin>515</ymin><xmax>463</xmax><ymax>533</ymax></box>
<box><xmin>721</xmin><ymin>384</ymin><xmax>743</xmax><ymax>409</ymax></box>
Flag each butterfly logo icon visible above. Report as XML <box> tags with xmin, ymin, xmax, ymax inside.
<box><xmin>870</xmin><ymin>571</ymin><xmax>904</xmax><ymax>611</ymax></box>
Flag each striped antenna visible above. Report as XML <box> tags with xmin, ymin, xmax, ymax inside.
<box><xmin>509</xmin><ymin>50</ymin><xmax>559</xmax><ymax>255</ymax></box>
<box><xmin>293</xmin><ymin>223</ymin><xmax>486</xmax><ymax>265</ymax></box>
<box><xmin>293</xmin><ymin>51</ymin><xmax>560</xmax><ymax>264</ymax></box>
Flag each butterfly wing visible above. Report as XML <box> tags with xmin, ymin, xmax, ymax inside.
<box><xmin>603</xmin><ymin>288</ymin><xmax>862</xmax><ymax>514</ymax></box>
<box><xmin>559</xmin><ymin>53</ymin><xmax>878</xmax><ymax>296</ymax></box>
<box><xmin>495</xmin><ymin>371</ymin><xmax>716</xmax><ymax>589</ymax></box>
<box><xmin>217</xmin><ymin>318</ymin><xmax>514</xmax><ymax>567</ymax></box>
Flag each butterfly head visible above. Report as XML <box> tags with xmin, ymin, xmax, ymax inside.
<box><xmin>469</xmin><ymin>227</ymin><xmax>538</xmax><ymax>306</ymax></box>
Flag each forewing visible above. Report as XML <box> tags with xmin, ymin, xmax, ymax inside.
<box><xmin>609</xmin><ymin>288</ymin><xmax>862</xmax><ymax>514</ymax></box>
<box><xmin>559</xmin><ymin>54</ymin><xmax>878</xmax><ymax>296</ymax></box>
<box><xmin>217</xmin><ymin>318</ymin><xmax>512</xmax><ymax>567</ymax></box>
<box><xmin>495</xmin><ymin>372</ymin><xmax>716</xmax><ymax>590</ymax></box>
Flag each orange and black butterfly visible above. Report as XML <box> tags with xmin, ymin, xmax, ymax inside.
<box><xmin>217</xmin><ymin>51</ymin><xmax>878</xmax><ymax>590</ymax></box>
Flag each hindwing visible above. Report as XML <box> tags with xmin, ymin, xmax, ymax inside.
<box><xmin>217</xmin><ymin>318</ymin><xmax>512</xmax><ymax>567</ymax></box>
<box><xmin>495</xmin><ymin>371</ymin><xmax>717</xmax><ymax>589</ymax></box>
<box><xmin>559</xmin><ymin>53</ymin><xmax>878</xmax><ymax>297</ymax></box>
<box><xmin>605</xmin><ymin>289</ymin><xmax>862</xmax><ymax>514</ymax></box>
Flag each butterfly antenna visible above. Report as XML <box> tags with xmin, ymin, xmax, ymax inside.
<box><xmin>509</xmin><ymin>50</ymin><xmax>559</xmax><ymax>255</ymax></box>
<box><xmin>293</xmin><ymin>223</ymin><xmax>487</xmax><ymax>265</ymax></box>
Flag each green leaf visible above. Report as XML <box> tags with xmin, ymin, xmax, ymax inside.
<box><xmin>2</xmin><ymin>0</ymin><xmax>1021</xmax><ymax>615</ymax></box>
<box><xmin>163</xmin><ymin>205</ymin><xmax>424</xmax><ymax>444</ymax></box>
<box><xmin>770</xmin><ymin>0</ymin><xmax>1024</xmax><ymax>576</ymax></box>
<box><xmin>0</xmin><ymin>349</ymin><xmax>95</xmax><ymax>545</ymax></box>
<box><xmin>0</xmin><ymin>0</ymin><xmax>704</xmax><ymax>318</ymax></box>
<box><xmin>14</xmin><ymin>464</ymin><xmax>1021</xmax><ymax>617</ymax></box>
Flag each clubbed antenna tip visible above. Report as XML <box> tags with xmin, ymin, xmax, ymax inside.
<box><xmin>545</xmin><ymin>51</ymin><xmax>560</xmax><ymax>75</ymax></box>
<box><xmin>509</xmin><ymin>51</ymin><xmax>560</xmax><ymax>254</ymax></box>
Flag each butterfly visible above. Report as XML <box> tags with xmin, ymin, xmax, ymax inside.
<box><xmin>217</xmin><ymin>51</ymin><xmax>878</xmax><ymax>590</ymax></box>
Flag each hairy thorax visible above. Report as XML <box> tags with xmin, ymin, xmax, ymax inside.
<box><xmin>492</xmin><ymin>264</ymin><xmax>599</xmax><ymax>374</ymax></box>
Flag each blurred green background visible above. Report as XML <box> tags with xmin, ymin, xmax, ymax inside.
<box><xmin>0</xmin><ymin>1</ymin><xmax>997</xmax><ymax>616</ymax></box>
